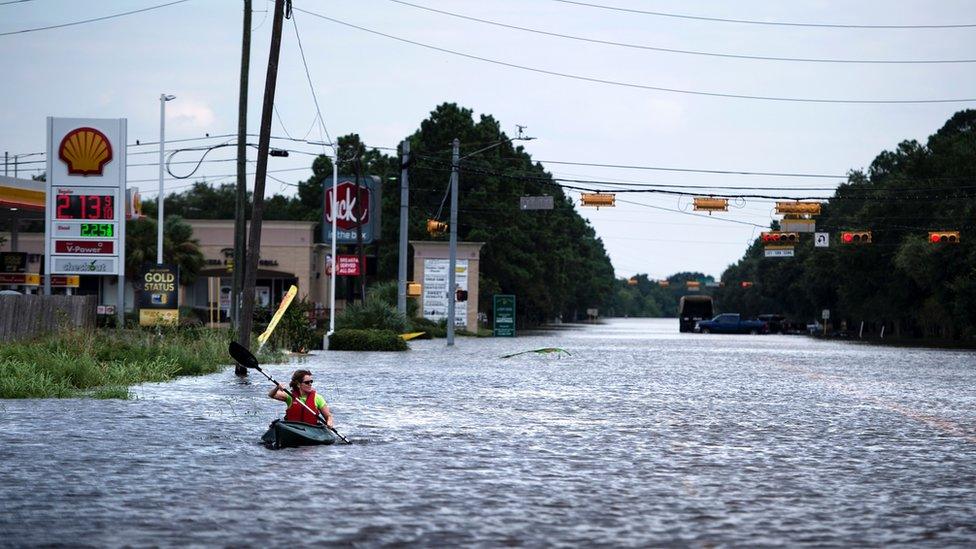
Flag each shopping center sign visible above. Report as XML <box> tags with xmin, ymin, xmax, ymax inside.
<box><xmin>322</xmin><ymin>176</ymin><xmax>382</xmax><ymax>244</ymax></box>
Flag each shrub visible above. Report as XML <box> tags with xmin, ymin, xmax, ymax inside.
<box><xmin>328</xmin><ymin>329</ymin><xmax>408</xmax><ymax>351</ymax></box>
<box><xmin>337</xmin><ymin>299</ymin><xmax>407</xmax><ymax>334</ymax></box>
<box><xmin>269</xmin><ymin>296</ymin><xmax>317</xmax><ymax>352</ymax></box>
<box><xmin>369</xmin><ymin>280</ymin><xmax>420</xmax><ymax>318</ymax></box>
<box><xmin>406</xmin><ymin>316</ymin><xmax>445</xmax><ymax>338</ymax></box>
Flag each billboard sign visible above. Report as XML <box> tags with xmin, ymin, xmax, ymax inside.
<box><xmin>336</xmin><ymin>254</ymin><xmax>361</xmax><ymax>276</ymax></box>
<box><xmin>138</xmin><ymin>263</ymin><xmax>179</xmax><ymax>326</ymax></box>
<box><xmin>423</xmin><ymin>258</ymin><xmax>468</xmax><ymax>327</ymax></box>
<box><xmin>322</xmin><ymin>176</ymin><xmax>382</xmax><ymax>244</ymax></box>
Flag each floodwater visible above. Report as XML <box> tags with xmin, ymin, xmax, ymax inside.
<box><xmin>2</xmin><ymin>318</ymin><xmax>975</xmax><ymax>546</ymax></box>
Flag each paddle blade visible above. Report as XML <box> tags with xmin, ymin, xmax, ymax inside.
<box><xmin>229</xmin><ymin>341</ymin><xmax>259</xmax><ymax>369</ymax></box>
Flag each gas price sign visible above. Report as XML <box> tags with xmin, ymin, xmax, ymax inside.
<box><xmin>46</xmin><ymin>117</ymin><xmax>127</xmax><ymax>277</ymax></box>
<box><xmin>55</xmin><ymin>193</ymin><xmax>115</xmax><ymax>220</ymax></box>
<box><xmin>80</xmin><ymin>223</ymin><xmax>114</xmax><ymax>237</ymax></box>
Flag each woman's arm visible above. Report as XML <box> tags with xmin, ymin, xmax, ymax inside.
<box><xmin>268</xmin><ymin>383</ymin><xmax>287</xmax><ymax>402</ymax></box>
<box><xmin>319</xmin><ymin>404</ymin><xmax>334</xmax><ymax>428</ymax></box>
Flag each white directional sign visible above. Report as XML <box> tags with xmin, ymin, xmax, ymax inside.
<box><xmin>814</xmin><ymin>232</ymin><xmax>830</xmax><ymax>248</ymax></box>
<box><xmin>764</xmin><ymin>248</ymin><xmax>795</xmax><ymax>258</ymax></box>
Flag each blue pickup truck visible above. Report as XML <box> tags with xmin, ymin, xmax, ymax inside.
<box><xmin>696</xmin><ymin>313</ymin><xmax>767</xmax><ymax>334</ymax></box>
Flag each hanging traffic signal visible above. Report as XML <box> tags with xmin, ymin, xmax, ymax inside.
<box><xmin>928</xmin><ymin>231</ymin><xmax>960</xmax><ymax>244</ymax></box>
<box><xmin>426</xmin><ymin>219</ymin><xmax>447</xmax><ymax>235</ymax></box>
<box><xmin>580</xmin><ymin>193</ymin><xmax>616</xmax><ymax>207</ymax></box>
<box><xmin>693</xmin><ymin>197</ymin><xmax>728</xmax><ymax>212</ymax></box>
<box><xmin>760</xmin><ymin>231</ymin><xmax>800</xmax><ymax>244</ymax></box>
<box><xmin>775</xmin><ymin>201</ymin><xmax>822</xmax><ymax>216</ymax></box>
<box><xmin>841</xmin><ymin>231</ymin><xmax>872</xmax><ymax>244</ymax></box>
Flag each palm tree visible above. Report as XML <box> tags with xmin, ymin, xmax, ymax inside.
<box><xmin>125</xmin><ymin>215</ymin><xmax>204</xmax><ymax>284</ymax></box>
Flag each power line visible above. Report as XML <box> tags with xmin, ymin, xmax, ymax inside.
<box><xmin>290</xmin><ymin>10</ymin><xmax>336</xmax><ymax>155</ymax></box>
<box><xmin>389</xmin><ymin>0</ymin><xmax>975</xmax><ymax>64</ymax></box>
<box><xmin>521</xmin><ymin>158</ymin><xmax>847</xmax><ymax>179</ymax></box>
<box><xmin>294</xmin><ymin>7</ymin><xmax>976</xmax><ymax>105</ymax></box>
<box><xmin>0</xmin><ymin>0</ymin><xmax>192</xmax><ymax>37</ymax></box>
<box><xmin>551</xmin><ymin>0</ymin><xmax>976</xmax><ymax>29</ymax></box>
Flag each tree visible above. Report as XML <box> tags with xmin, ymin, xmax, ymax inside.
<box><xmin>716</xmin><ymin>109</ymin><xmax>976</xmax><ymax>340</ymax></box>
<box><xmin>125</xmin><ymin>215</ymin><xmax>204</xmax><ymax>285</ymax></box>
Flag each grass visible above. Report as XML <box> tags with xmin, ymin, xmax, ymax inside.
<box><xmin>0</xmin><ymin>327</ymin><xmax>283</xmax><ymax>399</ymax></box>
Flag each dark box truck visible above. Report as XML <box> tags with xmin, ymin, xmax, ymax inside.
<box><xmin>679</xmin><ymin>295</ymin><xmax>714</xmax><ymax>333</ymax></box>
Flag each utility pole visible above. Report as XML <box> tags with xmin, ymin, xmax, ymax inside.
<box><xmin>446</xmin><ymin>138</ymin><xmax>459</xmax><ymax>346</ymax></box>
<box><xmin>354</xmin><ymin>157</ymin><xmax>366</xmax><ymax>304</ymax></box>
<box><xmin>396</xmin><ymin>140</ymin><xmax>410</xmax><ymax>316</ymax></box>
<box><xmin>233</xmin><ymin>0</ymin><xmax>251</xmax><ymax>338</ymax></box>
<box><xmin>238</xmin><ymin>0</ymin><xmax>286</xmax><ymax>364</ymax></box>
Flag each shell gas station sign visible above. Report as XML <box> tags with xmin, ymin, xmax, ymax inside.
<box><xmin>45</xmin><ymin>118</ymin><xmax>126</xmax><ymax>277</ymax></box>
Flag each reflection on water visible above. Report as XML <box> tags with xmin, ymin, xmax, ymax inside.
<box><xmin>2</xmin><ymin>319</ymin><xmax>975</xmax><ymax>546</ymax></box>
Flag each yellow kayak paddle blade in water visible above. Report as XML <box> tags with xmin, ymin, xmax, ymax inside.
<box><xmin>500</xmin><ymin>347</ymin><xmax>572</xmax><ymax>359</ymax></box>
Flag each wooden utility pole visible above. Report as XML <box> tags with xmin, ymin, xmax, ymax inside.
<box><xmin>238</xmin><ymin>0</ymin><xmax>286</xmax><ymax>363</ymax></box>
<box><xmin>233</xmin><ymin>0</ymin><xmax>251</xmax><ymax>375</ymax></box>
<box><xmin>354</xmin><ymin>157</ymin><xmax>366</xmax><ymax>304</ymax></box>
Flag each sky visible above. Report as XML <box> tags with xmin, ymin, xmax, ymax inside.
<box><xmin>2</xmin><ymin>0</ymin><xmax>974</xmax><ymax>280</ymax></box>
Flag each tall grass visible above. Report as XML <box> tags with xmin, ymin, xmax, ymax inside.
<box><xmin>0</xmin><ymin>327</ymin><xmax>264</xmax><ymax>399</ymax></box>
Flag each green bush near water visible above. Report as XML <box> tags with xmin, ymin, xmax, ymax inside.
<box><xmin>328</xmin><ymin>329</ymin><xmax>408</xmax><ymax>351</ymax></box>
<box><xmin>0</xmin><ymin>327</ymin><xmax>256</xmax><ymax>399</ymax></box>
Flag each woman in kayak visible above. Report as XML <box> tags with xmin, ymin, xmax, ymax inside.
<box><xmin>268</xmin><ymin>369</ymin><xmax>334</xmax><ymax>428</ymax></box>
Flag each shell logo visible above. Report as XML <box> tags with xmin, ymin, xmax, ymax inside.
<box><xmin>59</xmin><ymin>127</ymin><xmax>113</xmax><ymax>175</ymax></box>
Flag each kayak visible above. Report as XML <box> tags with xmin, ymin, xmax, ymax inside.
<box><xmin>261</xmin><ymin>419</ymin><xmax>337</xmax><ymax>449</ymax></box>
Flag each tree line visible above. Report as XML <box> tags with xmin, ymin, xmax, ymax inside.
<box><xmin>607</xmin><ymin>110</ymin><xmax>976</xmax><ymax>340</ymax></box>
<box><xmin>715</xmin><ymin>110</ymin><xmax>975</xmax><ymax>340</ymax></box>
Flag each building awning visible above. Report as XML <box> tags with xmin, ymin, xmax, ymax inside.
<box><xmin>0</xmin><ymin>176</ymin><xmax>45</xmax><ymax>219</ymax></box>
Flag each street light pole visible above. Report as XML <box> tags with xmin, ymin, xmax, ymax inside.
<box><xmin>157</xmin><ymin>93</ymin><xmax>176</xmax><ymax>265</ymax></box>
<box><xmin>447</xmin><ymin>138</ymin><xmax>460</xmax><ymax>346</ymax></box>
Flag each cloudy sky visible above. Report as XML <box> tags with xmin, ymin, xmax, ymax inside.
<box><xmin>2</xmin><ymin>0</ymin><xmax>974</xmax><ymax>279</ymax></box>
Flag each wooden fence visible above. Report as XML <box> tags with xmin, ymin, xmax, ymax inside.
<box><xmin>0</xmin><ymin>294</ymin><xmax>97</xmax><ymax>343</ymax></box>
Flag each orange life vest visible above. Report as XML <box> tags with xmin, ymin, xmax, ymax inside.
<box><xmin>285</xmin><ymin>390</ymin><xmax>320</xmax><ymax>425</ymax></box>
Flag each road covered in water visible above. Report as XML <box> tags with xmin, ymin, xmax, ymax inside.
<box><xmin>2</xmin><ymin>318</ymin><xmax>975</xmax><ymax>546</ymax></box>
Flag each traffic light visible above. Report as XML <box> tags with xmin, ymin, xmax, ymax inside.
<box><xmin>741</xmin><ymin>281</ymin><xmax>754</xmax><ymax>288</ymax></box>
<box><xmin>693</xmin><ymin>197</ymin><xmax>728</xmax><ymax>212</ymax></box>
<box><xmin>760</xmin><ymin>231</ymin><xmax>799</xmax><ymax>244</ymax></box>
<box><xmin>426</xmin><ymin>219</ymin><xmax>447</xmax><ymax>235</ymax></box>
<box><xmin>455</xmin><ymin>289</ymin><xmax>468</xmax><ymax>302</ymax></box>
<box><xmin>580</xmin><ymin>193</ymin><xmax>616</xmax><ymax>207</ymax></box>
<box><xmin>269</xmin><ymin>148</ymin><xmax>289</xmax><ymax>157</ymax></box>
<box><xmin>841</xmin><ymin>231</ymin><xmax>872</xmax><ymax>244</ymax></box>
<box><xmin>928</xmin><ymin>231</ymin><xmax>960</xmax><ymax>244</ymax></box>
<box><xmin>775</xmin><ymin>201</ymin><xmax>822</xmax><ymax>216</ymax></box>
